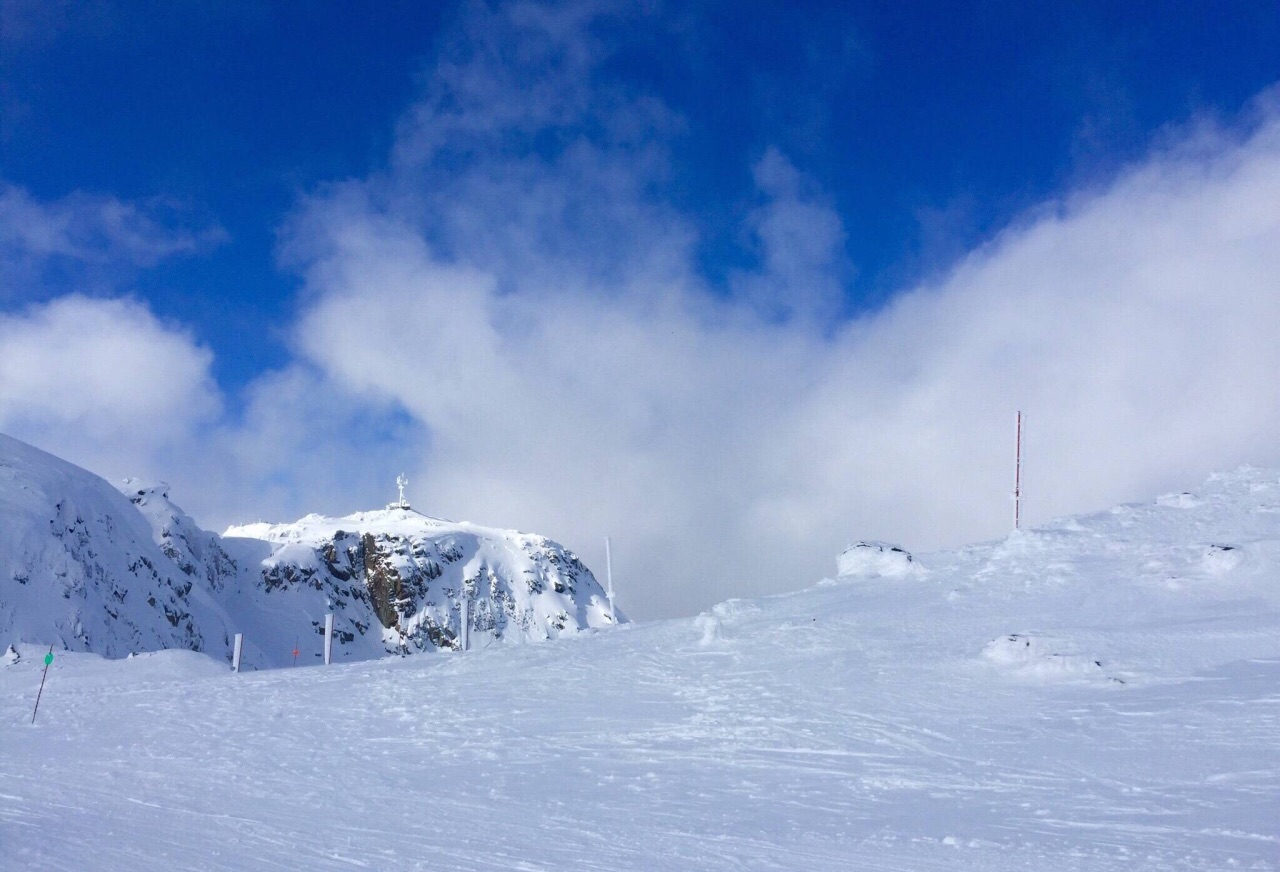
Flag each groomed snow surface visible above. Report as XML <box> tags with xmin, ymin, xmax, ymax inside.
<box><xmin>4</xmin><ymin>469</ymin><xmax>1280</xmax><ymax>870</ymax></box>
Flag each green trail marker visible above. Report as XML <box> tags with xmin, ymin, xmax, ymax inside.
<box><xmin>31</xmin><ymin>645</ymin><xmax>54</xmax><ymax>724</ymax></box>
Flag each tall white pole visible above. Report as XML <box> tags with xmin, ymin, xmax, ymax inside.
<box><xmin>323</xmin><ymin>613</ymin><xmax>334</xmax><ymax>665</ymax></box>
<box><xmin>1014</xmin><ymin>411</ymin><xmax>1024</xmax><ymax>531</ymax></box>
<box><xmin>232</xmin><ymin>633</ymin><xmax>243</xmax><ymax>673</ymax></box>
<box><xmin>605</xmin><ymin>537</ymin><xmax>616</xmax><ymax>621</ymax></box>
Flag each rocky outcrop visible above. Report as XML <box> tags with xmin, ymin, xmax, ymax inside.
<box><xmin>124</xmin><ymin>480</ymin><xmax>240</xmax><ymax>593</ymax></box>
<box><xmin>226</xmin><ymin>509</ymin><xmax>622</xmax><ymax>661</ymax></box>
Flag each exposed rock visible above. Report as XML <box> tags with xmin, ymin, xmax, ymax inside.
<box><xmin>224</xmin><ymin>508</ymin><xmax>623</xmax><ymax>660</ymax></box>
<box><xmin>836</xmin><ymin>541</ymin><xmax>920</xmax><ymax>579</ymax></box>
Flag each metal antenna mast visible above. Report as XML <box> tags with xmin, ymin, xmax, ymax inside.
<box><xmin>1014</xmin><ymin>411</ymin><xmax>1023</xmax><ymax>530</ymax></box>
<box><xmin>388</xmin><ymin>474</ymin><xmax>411</xmax><ymax>510</ymax></box>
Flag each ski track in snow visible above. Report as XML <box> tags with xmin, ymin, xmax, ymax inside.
<box><xmin>3</xmin><ymin>469</ymin><xmax>1280</xmax><ymax>870</ymax></box>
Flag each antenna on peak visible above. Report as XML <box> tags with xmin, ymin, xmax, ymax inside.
<box><xmin>388</xmin><ymin>473</ymin><xmax>411</xmax><ymax>511</ymax></box>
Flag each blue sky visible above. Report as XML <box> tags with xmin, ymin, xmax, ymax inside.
<box><xmin>8</xmin><ymin>2</ymin><xmax>1279</xmax><ymax>387</ymax></box>
<box><xmin>5</xmin><ymin>1</ymin><xmax>1280</xmax><ymax>618</ymax></box>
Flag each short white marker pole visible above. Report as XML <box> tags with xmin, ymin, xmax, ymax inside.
<box><xmin>605</xmin><ymin>536</ymin><xmax>616</xmax><ymax>622</ymax></box>
<box><xmin>460</xmin><ymin>595</ymin><xmax>469</xmax><ymax>652</ymax></box>
<box><xmin>232</xmin><ymin>633</ymin><xmax>243</xmax><ymax>673</ymax></box>
<box><xmin>323</xmin><ymin>613</ymin><xmax>334</xmax><ymax>665</ymax></box>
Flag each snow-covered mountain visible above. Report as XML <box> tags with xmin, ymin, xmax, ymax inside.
<box><xmin>0</xmin><ymin>434</ymin><xmax>236</xmax><ymax>660</ymax></box>
<box><xmin>222</xmin><ymin>508</ymin><xmax>619</xmax><ymax>661</ymax></box>
<box><xmin>0</xmin><ymin>433</ymin><xmax>619</xmax><ymax>666</ymax></box>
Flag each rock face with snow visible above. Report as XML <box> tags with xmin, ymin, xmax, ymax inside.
<box><xmin>0</xmin><ymin>435</ymin><xmax>235</xmax><ymax>659</ymax></box>
<box><xmin>224</xmin><ymin>509</ymin><xmax>620</xmax><ymax>660</ymax></box>
<box><xmin>0</xmin><ymin>432</ymin><xmax>620</xmax><ymax>666</ymax></box>
<box><xmin>124</xmin><ymin>480</ymin><xmax>241</xmax><ymax>594</ymax></box>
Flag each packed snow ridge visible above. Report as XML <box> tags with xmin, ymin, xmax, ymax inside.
<box><xmin>0</xmin><ymin>433</ymin><xmax>620</xmax><ymax>667</ymax></box>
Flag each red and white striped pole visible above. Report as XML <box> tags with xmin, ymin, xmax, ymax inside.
<box><xmin>1014</xmin><ymin>411</ymin><xmax>1023</xmax><ymax>530</ymax></box>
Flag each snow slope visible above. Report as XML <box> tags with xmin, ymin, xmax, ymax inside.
<box><xmin>2</xmin><ymin>468</ymin><xmax>1278</xmax><ymax>870</ymax></box>
<box><xmin>0</xmin><ymin>434</ymin><xmax>236</xmax><ymax>660</ymax></box>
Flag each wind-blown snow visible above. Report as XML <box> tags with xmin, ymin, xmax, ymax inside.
<box><xmin>2</xmin><ymin>466</ymin><xmax>1278</xmax><ymax>869</ymax></box>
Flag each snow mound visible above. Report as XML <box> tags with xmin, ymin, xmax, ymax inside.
<box><xmin>981</xmin><ymin>634</ymin><xmax>1115</xmax><ymax>684</ymax></box>
<box><xmin>1201</xmin><ymin>543</ymin><xmax>1243</xmax><ymax>575</ymax></box>
<box><xmin>694</xmin><ymin>613</ymin><xmax>724</xmax><ymax>646</ymax></box>
<box><xmin>1157</xmin><ymin>491</ymin><xmax>1202</xmax><ymax>508</ymax></box>
<box><xmin>836</xmin><ymin>541</ymin><xmax>919</xmax><ymax>579</ymax></box>
<box><xmin>2</xmin><ymin>643</ymin><xmax>227</xmax><ymax>685</ymax></box>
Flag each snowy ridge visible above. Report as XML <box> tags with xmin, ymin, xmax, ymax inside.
<box><xmin>227</xmin><ymin>509</ymin><xmax>454</xmax><ymax>542</ymax></box>
<box><xmin>0</xmin><ymin>433</ymin><xmax>619</xmax><ymax>667</ymax></box>
<box><xmin>0</xmin><ymin>434</ymin><xmax>236</xmax><ymax>659</ymax></box>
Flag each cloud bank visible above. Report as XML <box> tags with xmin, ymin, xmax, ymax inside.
<box><xmin>276</xmin><ymin>9</ymin><xmax>1280</xmax><ymax>617</ymax></box>
<box><xmin>286</xmin><ymin>111</ymin><xmax>1280</xmax><ymax>616</ymax></box>
<box><xmin>4</xmin><ymin>5</ymin><xmax>1280</xmax><ymax>620</ymax></box>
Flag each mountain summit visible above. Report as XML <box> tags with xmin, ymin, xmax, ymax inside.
<box><xmin>224</xmin><ymin>507</ymin><xmax>620</xmax><ymax>660</ymax></box>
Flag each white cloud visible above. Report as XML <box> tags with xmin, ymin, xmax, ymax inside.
<box><xmin>0</xmin><ymin>295</ymin><xmax>222</xmax><ymax>479</ymax></box>
<box><xmin>278</xmin><ymin>7</ymin><xmax>1280</xmax><ymax>619</ymax></box>
<box><xmin>0</xmin><ymin>183</ymin><xmax>225</xmax><ymax>296</ymax></box>
<box><xmin>0</xmin><ymin>292</ymin><xmax>421</xmax><ymax>534</ymax></box>
<box><xmin>0</xmin><ymin>181</ymin><xmax>413</xmax><ymax>535</ymax></box>
<box><xmin>731</xmin><ymin>148</ymin><xmax>851</xmax><ymax>321</ymax></box>
<box><xmin>182</xmin><ymin>365</ymin><xmax>427</xmax><ymax>533</ymax></box>
<box><xmin>6</xmin><ymin>4</ymin><xmax>1280</xmax><ymax>625</ymax></box>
